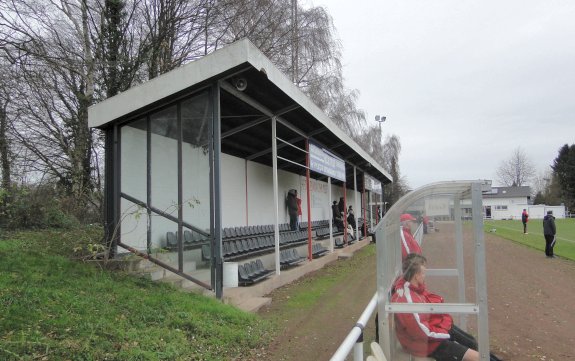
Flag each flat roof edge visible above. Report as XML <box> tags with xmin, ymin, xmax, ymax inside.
<box><xmin>88</xmin><ymin>40</ymin><xmax>253</xmax><ymax>128</ymax></box>
<box><xmin>88</xmin><ymin>39</ymin><xmax>391</xmax><ymax>182</ymax></box>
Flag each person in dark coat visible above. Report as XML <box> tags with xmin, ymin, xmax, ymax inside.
<box><xmin>347</xmin><ymin>205</ymin><xmax>356</xmax><ymax>230</ymax></box>
<box><xmin>286</xmin><ymin>189</ymin><xmax>299</xmax><ymax>231</ymax></box>
<box><xmin>543</xmin><ymin>210</ymin><xmax>557</xmax><ymax>258</ymax></box>
<box><xmin>332</xmin><ymin>201</ymin><xmax>343</xmax><ymax>229</ymax></box>
<box><xmin>338</xmin><ymin>197</ymin><xmax>345</xmax><ymax>215</ymax></box>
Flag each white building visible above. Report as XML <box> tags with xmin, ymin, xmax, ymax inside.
<box><xmin>483</xmin><ymin>186</ymin><xmax>565</xmax><ymax>219</ymax></box>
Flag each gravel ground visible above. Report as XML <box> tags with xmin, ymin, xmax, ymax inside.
<box><xmin>248</xmin><ymin>223</ymin><xmax>575</xmax><ymax>361</ymax></box>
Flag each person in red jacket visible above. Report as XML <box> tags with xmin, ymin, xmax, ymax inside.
<box><xmin>521</xmin><ymin>209</ymin><xmax>529</xmax><ymax>234</ymax></box>
<box><xmin>400</xmin><ymin>213</ymin><xmax>422</xmax><ymax>260</ymax></box>
<box><xmin>392</xmin><ymin>254</ymin><xmax>502</xmax><ymax>361</ymax></box>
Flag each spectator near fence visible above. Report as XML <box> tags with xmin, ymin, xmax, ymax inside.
<box><xmin>286</xmin><ymin>189</ymin><xmax>299</xmax><ymax>231</ymax></box>
<box><xmin>332</xmin><ymin>201</ymin><xmax>343</xmax><ymax>229</ymax></box>
<box><xmin>347</xmin><ymin>205</ymin><xmax>356</xmax><ymax>230</ymax></box>
<box><xmin>521</xmin><ymin>209</ymin><xmax>529</xmax><ymax>234</ymax></box>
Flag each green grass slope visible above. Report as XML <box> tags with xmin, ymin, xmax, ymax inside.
<box><xmin>0</xmin><ymin>229</ymin><xmax>272</xmax><ymax>361</ymax></box>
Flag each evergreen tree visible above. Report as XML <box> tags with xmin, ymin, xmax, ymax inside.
<box><xmin>552</xmin><ymin>144</ymin><xmax>575</xmax><ymax>210</ymax></box>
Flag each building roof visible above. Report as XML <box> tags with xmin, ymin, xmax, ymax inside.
<box><xmin>483</xmin><ymin>186</ymin><xmax>531</xmax><ymax>199</ymax></box>
<box><xmin>88</xmin><ymin>39</ymin><xmax>391</xmax><ymax>186</ymax></box>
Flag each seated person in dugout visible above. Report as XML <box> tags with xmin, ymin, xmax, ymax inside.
<box><xmin>392</xmin><ymin>253</ymin><xmax>502</xmax><ymax>361</ymax></box>
<box><xmin>400</xmin><ymin>213</ymin><xmax>422</xmax><ymax>260</ymax></box>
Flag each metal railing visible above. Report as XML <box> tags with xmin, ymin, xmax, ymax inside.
<box><xmin>330</xmin><ymin>292</ymin><xmax>378</xmax><ymax>361</ymax></box>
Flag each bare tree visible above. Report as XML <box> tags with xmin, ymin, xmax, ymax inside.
<box><xmin>0</xmin><ymin>0</ymin><xmax>100</xmax><ymax>210</ymax></box>
<box><xmin>496</xmin><ymin>147</ymin><xmax>536</xmax><ymax>187</ymax></box>
<box><xmin>95</xmin><ymin>0</ymin><xmax>151</xmax><ymax>98</ymax></box>
<box><xmin>353</xmin><ymin>126</ymin><xmax>406</xmax><ymax>203</ymax></box>
<box><xmin>213</xmin><ymin>1</ymin><xmax>367</xmax><ymax>136</ymax></box>
<box><xmin>382</xmin><ymin>134</ymin><xmax>405</xmax><ymax>203</ymax></box>
<box><xmin>532</xmin><ymin>169</ymin><xmax>552</xmax><ymax>197</ymax></box>
<box><xmin>0</xmin><ymin>0</ymin><xmax>400</xmax><ymax>226</ymax></box>
<box><xmin>141</xmin><ymin>0</ymin><xmax>214</xmax><ymax>79</ymax></box>
<box><xmin>532</xmin><ymin>168</ymin><xmax>562</xmax><ymax>205</ymax></box>
<box><xmin>0</xmin><ymin>60</ymin><xmax>13</xmax><ymax>191</ymax></box>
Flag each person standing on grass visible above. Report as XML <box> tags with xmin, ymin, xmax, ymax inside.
<box><xmin>543</xmin><ymin>210</ymin><xmax>557</xmax><ymax>258</ymax></box>
<box><xmin>521</xmin><ymin>209</ymin><xmax>529</xmax><ymax>234</ymax></box>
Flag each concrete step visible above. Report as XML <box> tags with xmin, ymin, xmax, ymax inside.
<box><xmin>229</xmin><ymin>296</ymin><xmax>272</xmax><ymax>313</ymax></box>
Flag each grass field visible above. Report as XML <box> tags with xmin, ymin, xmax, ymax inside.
<box><xmin>483</xmin><ymin>218</ymin><xmax>575</xmax><ymax>261</ymax></box>
<box><xmin>0</xmin><ymin>228</ymin><xmax>272</xmax><ymax>361</ymax></box>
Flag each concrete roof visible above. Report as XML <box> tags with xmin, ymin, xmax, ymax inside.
<box><xmin>88</xmin><ymin>39</ymin><xmax>391</xmax><ymax>185</ymax></box>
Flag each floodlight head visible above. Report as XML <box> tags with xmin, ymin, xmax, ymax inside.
<box><xmin>375</xmin><ymin>115</ymin><xmax>387</xmax><ymax>123</ymax></box>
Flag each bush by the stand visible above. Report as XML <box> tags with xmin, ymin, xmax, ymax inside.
<box><xmin>0</xmin><ymin>184</ymin><xmax>89</xmax><ymax>229</ymax></box>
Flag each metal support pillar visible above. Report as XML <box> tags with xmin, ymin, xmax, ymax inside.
<box><xmin>328</xmin><ymin>177</ymin><xmax>333</xmax><ymax>252</ymax></box>
<box><xmin>472</xmin><ymin>182</ymin><xmax>490</xmax><ymax>361</ymax></box>
<box><xmin>212</xmin><ymin>82</ymin><xmax>223</xmax><ymax>299</ymax></box>
<box><xmin>272</xmin><ymin>116</ymin><xmax>281</xmax><ymax>275</ymax></box>
<box><xmin>343</xmin><ymin>182</ymin><xmax>348</xmax><ymax>245</ymax></box>
<box><xmin>454</xmin><ymin>196</ymin><xmax>467</xmax><ymax>329</ymax></box>
<box><xmin>306</xmin><ymin>139</ymin><xmax>312</xmax><ymax>260</ymax></box>
<box><xmin>354</xmin><ymin>167</ymin><xmax>359</xmax><ymax>239</ymax></box>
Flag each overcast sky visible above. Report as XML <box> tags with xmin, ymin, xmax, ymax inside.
<box><xmin>304</xmin><ymin>1</ymin><xmax>575</xmax><ymax>189</ymax></box>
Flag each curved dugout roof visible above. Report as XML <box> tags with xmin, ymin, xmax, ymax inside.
<box><xmin>88</xmin><ymin>39</ymin><xmax>392</xmax><ymax>187</ymax></box>
<box><xmin>378</xmin><ymin>179</ymin><xmax>493</xmax><ymax>227</ymax></box>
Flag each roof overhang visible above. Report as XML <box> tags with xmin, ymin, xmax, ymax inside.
<box><xmin>88</xmin><ymin>39</ymin><xmax>392</xmax><ymax>185</ymax></box>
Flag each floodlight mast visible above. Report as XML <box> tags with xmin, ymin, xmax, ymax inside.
<box><xmin>375</xmin><ymin>115</ymin><xmax>387</xmax><ymax>137</ymax></box>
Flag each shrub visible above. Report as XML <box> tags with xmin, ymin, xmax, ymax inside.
<box><xmin>0</xmin><ymin>184</ymin><xmax>83</xmax><ymax>229</ymax></box>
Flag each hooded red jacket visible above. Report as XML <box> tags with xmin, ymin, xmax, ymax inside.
<box><xmin>400</xmin><ymin>226</ymin><xmax>422</xmax><ymax>260</ymax></box>
<box><xmin>391</xmin><ymin>277</ymin><xmax>452</xmax><ymax>357</ymax></box>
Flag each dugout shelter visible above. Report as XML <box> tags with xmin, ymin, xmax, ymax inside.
<box><xmin>375</xmin><ymin>180</ymin><xmax>494</xmax><ymax>361</ymax></box>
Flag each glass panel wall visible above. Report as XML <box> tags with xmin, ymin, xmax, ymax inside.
<box><xmin>149</xmin><ymin>105</ymin><xmax>179</xmax><ymax>268</ymax></box>
<box><xmin>181</xmin><ymin>92</ymin><xmax>212</xmax><ymax>285</ymax></box>
<box><xmin>118</xmin><ymin>91</ymin><xmax>213</xmax><ymax>288</ymax></box>
<box><xmin>120</xmin><ymin>119</ymin><xmax>148</xmax><ymax>252</ymax></box>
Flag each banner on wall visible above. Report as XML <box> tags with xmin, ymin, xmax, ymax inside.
<box><xmin>364</xmin><ymin>175</ymin><xmax>382</xmax><ymax>195</ymax></box>
<box><xmin>309</xmin><ymin>142</ymin><xmax>346</xmax><ymax>182</ymax></box>
<box><xmin>372</xmin><ymin>179</ymin><xmax>382</xmax><ymax>195</ymax></box>
<box><xmin>300</xmin><ymin>178</ymin><xmax>329</xmax><ymax>208</ymax></box>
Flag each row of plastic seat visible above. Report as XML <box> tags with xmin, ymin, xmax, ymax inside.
<box><xmin>280</xmin><ymin>248</ymin><xmax>306</xmax><ymax>268</ymax></box>
<box><xmin>298</xmin><ymin>219</ymin><xmax>330</xmax><ymax>231</ymax></box>
<box><xmin>165</xmin><ymin>230</ymin><xmax>208</xmax><ymax>250</ymax></box>
<box><xmin>315</xmin><ymin>226</ymin><xmax>344</xmax><ymax>238</ymax></box>
<box><xmin>311</xmin><ymin>243</ymin><xmax>329</xmax><ymax>258</ymax></box>
<box><xmin>201</xmin><ymin>239</ymin><xmax>329</xmax><ymax>265</ymax></box>
<box><xmin>223</xmin><ymin>223</ymin><xmax>291</xmax><ymax>240</ymax></box>
<box><xmin>223</xmin><ymin>231</ymin><xmax>310</xmax><ymax>261</ymax></box>
<box><xmin>334</xmin><ymin>234</ymin><xmax>357</xmax><ymax>248</ymax></box>
<box><xmin>223</xmin><ymin>219</ymin><xmax>332</xmax><ymax>240</ymax></box>
<box><xmin>238</xmin><ymin>259</ymin><xmax>273</xmax><ymax>286</ymax></box>
<box><xmin>237</xmin><ymin>244</ymin><xmax>329</xmax><ymax>287</ymax></box>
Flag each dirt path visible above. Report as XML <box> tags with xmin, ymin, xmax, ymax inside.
<box><xmin>252</xmin><ymin>227</ymin><xmax>575</xmax><ymax>361</ymax></box>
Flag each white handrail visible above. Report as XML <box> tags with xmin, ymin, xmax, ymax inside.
<box><xmin>330</xmin><ymin>292</ymin><xmax>378</xmax><ymax>361</ymax></box>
